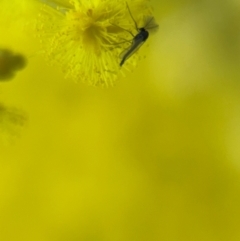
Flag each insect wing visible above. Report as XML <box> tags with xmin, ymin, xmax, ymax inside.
<box><xmin>120</xmin><ymin>37</ymin><xmax>145</xmax><ymax>66</ymax></box>
<box><xmin>143</xmin><ymin>16</ymin><xmax>159</xmax><ymax>33</ymax></box>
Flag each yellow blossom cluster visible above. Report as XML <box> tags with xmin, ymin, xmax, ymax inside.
<box><xmin>36</xmin><ymin>0</ymin><xmax>156</xmax><ymax>86</ymax></box>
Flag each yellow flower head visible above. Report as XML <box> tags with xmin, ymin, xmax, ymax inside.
<box><xmin>36</xmin><ymin>0</ymin><xmax>157</xmax><ymax>86</ymax></box>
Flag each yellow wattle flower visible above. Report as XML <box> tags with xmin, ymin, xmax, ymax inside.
<box><xmin>36</xmin><ymin>0</ymin><xmax>155</xmax><ymax>86</ymax></box>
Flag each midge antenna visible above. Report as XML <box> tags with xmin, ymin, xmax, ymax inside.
<box><xmin>125</xmin><ymin>3</ymin><xmax>157</xmax><ymax>31</ymax></box>
<box><xmin>126</xmin><ymin>2</ymin><xmax>138</xmax><ymax>31</ymax></box>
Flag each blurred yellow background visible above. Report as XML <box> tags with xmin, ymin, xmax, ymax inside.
<box><xmin>1</xmin><ymin>0</ymin><xmax>240</xmax><ymax>240</ymax></box>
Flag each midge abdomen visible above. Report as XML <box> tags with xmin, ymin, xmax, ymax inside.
<box><xmin>120</xmin><ymin>28</ymin><xmax>149</xmax><ymax>66</ymax></box>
